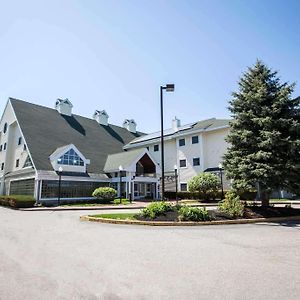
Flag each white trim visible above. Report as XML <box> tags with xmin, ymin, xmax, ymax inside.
<box><xmin>9</xmin><ymin>99</ymin><xmax>38</xmax><ymax>172</ymax></box>
<box><xmin>124</xmin><ymin>124</ymin><xmax>230</xmax><ymax>150</ymax></box>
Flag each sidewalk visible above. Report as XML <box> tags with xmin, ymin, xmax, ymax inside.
<box><xmin>18</xmin><ymin>200</ymin><xmax>300</xmax><ymax>212</ymax></box>
<box><xmin>20</xmin><ymin>200</ymin><xmax>219</xmax><ymax>212</ymax></box>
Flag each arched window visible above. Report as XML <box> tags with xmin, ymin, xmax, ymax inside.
<box><xmin>57</xmin><ymin>148</ymin><xmax>84</xmax><ymax>166</ymax></box>
<box><xmin>3</xmin><ymin>123</ymin><xmax>7</xmax><ymax>134</ymax></box>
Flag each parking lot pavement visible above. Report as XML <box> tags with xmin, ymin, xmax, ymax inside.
<box><xmin>0</xmin><ymin>207</ymin><xmax>299</xmax><ymax>300</ymax></box>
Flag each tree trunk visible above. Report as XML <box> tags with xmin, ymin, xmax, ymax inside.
<box><xmin>261</xmin><ymin>190</ymin><xmax>270</xmax><ymax>206</ymax></box>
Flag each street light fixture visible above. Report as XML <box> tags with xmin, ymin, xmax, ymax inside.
<box><xmin>119</xmin><ymin>165</ymin><xmax>123</xmax><ymax>204</ymax></box>
<box><xmin>58</xmin><ymin>166</ymin><xmax>63</xmax><ymax>206</ymax></box>
<box><xmin>218</xmin><ymin>163</ymin><xmax>224</xmax><ymax>200</ymax></box>
<box><xmin>174</xmin><ymin>164</ymin><xmax>178</xmax><ymax>204</ymax></box>
<box><xmin>160</xmin><ymin>83</ymin><xmax>175</xmax><ymax>201</ymax></box>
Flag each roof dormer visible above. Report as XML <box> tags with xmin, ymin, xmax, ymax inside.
<box><xmin>93</xmin><ymin>110</ymin><xmax>109</xmax><ymax>126</ymax></box>
<box><xmin>49</xmin><ymin>144</ymin><xmax>90</xmax><ymax>173</ymax></box>
<box><xmin>55</xmin><ymin>98</ymin><xmax>73</xmax><ymax>116</ymax></box>
<box><xmin>123</xmin><ymin>119</ymin><xmax>137</xmax><ymax>133</ymax></box>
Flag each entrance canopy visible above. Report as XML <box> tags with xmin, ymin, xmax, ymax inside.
<box><xmin>103</xmin><ymin>148</ymin><xmax>160</xmax><ymax>175</ymax></box>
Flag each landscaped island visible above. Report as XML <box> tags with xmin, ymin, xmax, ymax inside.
<box><xmin>84</xmin><ymin>195</ymin><xmax>300</xmax><ymax>225</ymax></box>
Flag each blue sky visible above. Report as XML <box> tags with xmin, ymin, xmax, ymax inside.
<box><xmin>0</xmin><ymin>0</ymin><xmax>299</xmax><ymax>132</ymax></box>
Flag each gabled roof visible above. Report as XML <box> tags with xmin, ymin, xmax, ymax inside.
<box><xmin>124</xmin><ymin>118</ymin><xmax>230</xmax><ymax>148</ymax></box>
<box><xmin>103</xmin><ymin>148</ymin><xmax>146</xmax><ymax>172</ymax></box>
<box><xmin>10</xmin><ymin>98</ymin><xmax>144</xmax><ymax>173</ymax></box>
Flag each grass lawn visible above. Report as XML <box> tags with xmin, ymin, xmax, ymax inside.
<box><xmin>89</xmin><ymin>213</ymin><xmax>137</xmax><ymax>220</ymax></box>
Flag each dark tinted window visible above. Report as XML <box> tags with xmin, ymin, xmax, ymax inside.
<box><xmin>192</xmin><ymin>136</ymin><xmax>199</xmax><ymax>144</ymax></box>
<box><xmin>18</xmin><ymin>137</ymin><xmax>22</xmax><ymax>145</ymax></box>
<box><xmin>3</xmin><ymin>123</ymin><xmax>7</xmax><ymax>133</ymax></box>
<box><xmin>179</xmin><ymin>159</ymin><xmax>186</xmax><ymax>167</ymax></box>
<box><xmin>154</xmin><ymin>144</ymin><xmax>159</xmax><ymax>152</ymax></box>
<box><xmin>179</xmin><ymin>139</ymin><xmax>185</xmax><ymax>146</ymax></box>
<box><xmin>180</xmin><ymin>183</ymin><xmax>187</xmax><ymax>191</ymax></box>
<box><xmin>193</xmin><ymin>158</ymin><xmax>200</xmax><ymax>166</ymax></box>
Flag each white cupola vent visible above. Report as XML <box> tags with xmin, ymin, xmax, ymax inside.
<box><xmin>55</xmin><ymin>98</ymin><xmax>73</xmax><ymax>116</ymax></box>
<box><xmin>123</xmin><ymin>119</ymin><xmax>137</xmax><ymax>133</ymax></box>
<box><xmin>93</xmin><ymin>110</ymin><xmax>109</xmax><ymax>126</ymax></box>
<box><xmin>172</xmin><ymin>116</ymin><xmax>181</xmax><ymax>132</ymax></box>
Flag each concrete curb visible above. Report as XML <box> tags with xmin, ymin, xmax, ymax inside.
<box><xmin>80</xmin><ymin>215</ymin><xmax>300</xmax><ymax>226</ymax></box>
<box><xmin>18</xmin><ymin>202</ymin><xmax>218</xmax><ymax>212</ymax></box>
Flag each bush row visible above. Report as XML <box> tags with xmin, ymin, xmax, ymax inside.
<box><xmin>140</xmin><ymin>201</ymin><xmax>211</xmax><ymax>222</ymax></box>
<box><xmin>0</xmin><ymin>195</ymin><xmax>36</xmax><ymax>208</ymax></box>
<box><xmin>164</xmin><ymin>190</ymin><xmax>257</xmax><ymax>201</ymax></box>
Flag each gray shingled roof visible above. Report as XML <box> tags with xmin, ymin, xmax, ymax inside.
<box><xmin>10</xmin><ymin>98</ymin><xmax>144</xmax><ymax>173</ymax></box>
<box><xmin>125</xmin><ymin>118</ymin><xmax>230</xmax><ymax>147</ymax></box>
<box><xmin>104</xmin><ymin>148</ymin><xmax>146</xmax><ymax>172</ymax></box>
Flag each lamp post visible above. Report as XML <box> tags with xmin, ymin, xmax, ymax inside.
<box><xmin>218</xmin><ymin>163</ymin><xmax>224</xmax><ymax>200</ymax></box>
<box><xmin>160</xmin><ymin>83</ymin><xmax>175</xmax><ymax>201</ymax></box>
<box><xmin>119</xmin><ymin>165</ymin><xmax>123</xmax><ymax>204</ymax></box>
<box><xmin>58</xmin><ymin>166</ymin><xmax>63</xmax><ymax>206</ymax></box>
<box><xmin>174</xmin><ymin>164</ymin><xmax>178</xmax><ymax>204</ymax></box>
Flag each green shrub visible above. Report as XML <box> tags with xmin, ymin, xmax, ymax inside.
<box><xmin>0</xmin><ymin>195</ymin><xmax>36</xmax><ymax>208</ymax></box>
<box><xmin>141</xmin><ymin>201</ymin><xmax>173</xmax><ymax>219</ymax></box>
<box><xmin>178</xmin><ymin>206</ymin><xmax>210</xmax><ymax>221</ymax></box>
<box><xmin>218</xmin><ymin>190</ymin><xmax>244</xmax><ymax>218</ymax></box>
<box><xmin>92</xmin><ymin>187</ymin><xmax>117</xmax><ymax>201</ymax></box>
<box><xmin>188</xmin><ymin>173</ymin><xmax>221</xmax><ymax>200</ymax></box>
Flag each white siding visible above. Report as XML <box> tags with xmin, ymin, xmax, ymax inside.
<box><xmin>0</xmin><ymin>101</ymin><xmax>35</xmax><ymax>195</ymax></box>
<box><xmin>202</xmin><ymin>128</ymin><xmax>229</xmax><ymax>169</ymax></box>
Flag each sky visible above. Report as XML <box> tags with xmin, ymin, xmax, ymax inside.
<box><xmin>0</xmin><ymin>0</ymin><xmax>299</xmax><ymax>133</ymax></box>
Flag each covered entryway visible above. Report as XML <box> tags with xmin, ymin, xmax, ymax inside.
<box><xmin>103</xmin><ymin>148</ymin><xmax>161</xmax><ymax>200</ymax></box>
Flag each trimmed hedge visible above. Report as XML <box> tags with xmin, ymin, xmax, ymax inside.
<box><xmin>0</xmin><ymin>195</ymin><xmax>36</xmax><ymax>208</ymax></box>
<box><xmin>92</xmin><ymin>187</ymin><xmax>117</xmax><ymax>202</ymax></box>
<box><xmin>164</xmin><ymin>190</ymin><xmax>257</xmax><ymax>201</ymax></box>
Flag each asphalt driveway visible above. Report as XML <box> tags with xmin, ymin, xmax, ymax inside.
<box><xmin>0</xmin><ymin>207</ymin><xmax>299</xmax><ymax>300</ymax></box>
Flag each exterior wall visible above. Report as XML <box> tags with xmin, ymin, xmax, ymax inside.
<box><xmin>0</xmin><ymin>101</ymin><xmax>34</xmax><ymax>195</ymax></box>
<box><xmin>126</xmin><ymin>127</ymin><xmax>230</xmax><ymax>191</ymax></box>
<box><xmin>202</xmin><ymin>128</ymin><xmax>229</xmax><ymax>169</ymax></box>
<box><xmin>147</xmin><ymin>139</ymin><xmax>177</xmax><ymax>173</ymax></box>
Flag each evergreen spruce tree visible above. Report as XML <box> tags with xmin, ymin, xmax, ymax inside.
<box><xmin>223</xmin><ymin>60</ymin><xmax>300</xmax><ymax>206</ymax></box>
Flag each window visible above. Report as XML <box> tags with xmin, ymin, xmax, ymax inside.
<box><xmin>179</xmin><ymin>138</ymin><xmax>185</xmax><ymax>147</ymax></box>
<box><xmin>192</xmin><ymin>136</ymin><xmax>199</xmax><ymax>144</ymax></box>
<box><xmin>18</xmin><ymin>137</ymin><xmax>22</xmax><ymax>145</ymax></box>
<box><xmin>179</xmin><ymin>159</ymin><xmax>186</xmax><ymax>168</ymax></box>
<box><xmin>3</xmin><ymin>123</ymin><xmax>7</xmax><ymax>134</ymax></box>
<box><xmin>154</xmin><ymin>144</ymin><xmax>159</xmax><ymax>152</ymax></box>
<box><xmin>41</xmin><ymin>180</ymin><xmax>109</xmax><ymax>199</ymax></box>
<box><xmin>0</xmin><ymin>145</ymin><xmax>2</xmax><ymax>152</ymax></box>
<box><xmin>1</xmin><ymin>163</ymin><xmax>4</xmax><ymax>170</ymax></box>
<box><xmin>180</xmin><ymin>183</ymin><xmax>187</xmax><ymax>191</ymax></box>
<box><xmin>57</xmin><ymin>148</ymin><xmax>84</xmax><ymax>166</ymax></box>
<box><xmin>193</xmin><ymin>157</ymin><xmax>200</xmax><ymax>166</ymax></box>
<box><xmin>23</xmin><ymin>156</ymin><xmax>33</xmax><ymax>168</ymax></box>
<box><xmin>3</xmin><ymin>143</ymin><xmax>6</xmax><ymax>150</ymax></box>
<box><xmin>23</xmin><ymin>144</ymin><xmax>27</xmax><ymax>151</ymax></box>
<box><xmin>9</xmin><ymin>179</ymin><xmax>35</xmax><ymax>196</ymax></box>
<box><xmin>16</xmin><ymin>159</ymin><xmax>19</xmax><ymax>168</ymax></box>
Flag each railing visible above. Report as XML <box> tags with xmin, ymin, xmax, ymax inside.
<box><xmin>135</xmin><ymin>173</ymin><xmax>156</xmax><ymax>178</ymax></box>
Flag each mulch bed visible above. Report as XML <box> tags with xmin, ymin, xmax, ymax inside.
<box><xmin>136</xmin><ymin>207</ymin><xmax>300</xmax><ymax>222</ymax></box>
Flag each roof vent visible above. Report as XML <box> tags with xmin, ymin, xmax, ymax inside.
<box><xmin>172</xmin><ymin>116</ymin><xmax>181</xmax><ymax>132</ymax></box>
<box><xmin>55</xmin><ymin>98</ymin><xmax>73</xmax><ymax>116</ymax></box>
<box><xmin>123</xmin><ymin>119</ymin><xmax>137</xmax><ymax>133</ymax></box>
<box><xmin>93</xmin><ymin>110</ymin><xmax>109</xmax><ymax>126</ymax></box>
